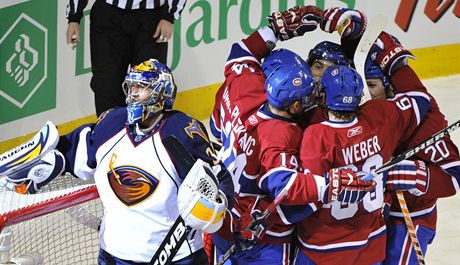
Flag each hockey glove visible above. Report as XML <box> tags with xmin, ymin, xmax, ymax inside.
<box><xmin>370</xmin><ymin>31</ymin><xmax>415</xmax><ymax>76</ymax></box>
<box><xmin>268</xmin><ymin>6</ymin><xmax>324</xmax><ymax>41</ymax></box>
<box><xmin>233</xmin><ymin>198</ymin><xmax>274</xmax><ymax>251</ymax></box>
<box><xmin>385</xmin><ymin>159</ymin><xmax>429</xmax><ymax>196</ymax></box>
<box><xmin>5</xmin><ymin>150</ymin><xmax>65</xmax><ymax>194</ymax></box>
<box><xmin>320</xmin><ymin>7</ymin><xmax>367</xmax><ymax>39</ymax></box>
<box><xmin>212</xmin><ymin>162</ymin><xmax>235</xmax><ymax>209</ymax></box>
<box><xmin>321</xmin><ymin>168</ymin><xmax>376</xmax><ymax>204</ymax></box>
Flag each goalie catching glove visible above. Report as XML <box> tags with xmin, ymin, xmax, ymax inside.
<box><xmin>177</xmin><ymin>158</ymin><xmax>227</xmax><ymax>233</ymax></box>
<box><xmin>320</xmin><ymin>168</ymin><xmax>376</xmax><ymax>204</ymax></box>
<box><xmin>385</xmin><ymin>159</ymin><xmax>429</xmax><ymax>196</ymax></box>
<box><xmin>2</xmin><ymin>150</ymin><xmax>65</xmax><ymax>194</ymax></box>
<box><xmin>268</xmin><ymin>5</ymin><xmax>324</xmax><ymax>41</ymax></box>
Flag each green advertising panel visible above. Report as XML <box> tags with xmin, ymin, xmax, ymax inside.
<box><xmin>0</xmin><ymin>0</ymin><xmax>57</xmax><ymax>124</ymax></box>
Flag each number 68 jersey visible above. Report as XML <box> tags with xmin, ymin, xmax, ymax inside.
<box><xmin>297</xmin><ymin>94</ymin><xmax>430</xmax><ymax>265</ymax></box>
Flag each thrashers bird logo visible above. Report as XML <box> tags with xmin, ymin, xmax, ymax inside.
<box><xmin>107</xmin><ymin>165</ymin><xmax>159</xmax><ymax>206</ymax></box>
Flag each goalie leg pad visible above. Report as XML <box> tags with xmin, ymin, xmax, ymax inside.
<box><xmin>0</xmin><ymin>121</ymin><xmax>59</xmax><ymax>176</ymax></box>
<box><xmin>6</xmin><ymin>150</ymin><xmax>65</xmax><ymax>194</ymax></box>
<box><xmin>177</xmin><ymin>159</ymin><xmax>227</xmax><ymax>233</ymax></box>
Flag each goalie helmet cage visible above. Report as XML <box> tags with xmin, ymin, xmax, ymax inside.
<box><xmin>0</xmin><ymin>174</ymin><xmax>102</xmax><ymax>265</ymax></box>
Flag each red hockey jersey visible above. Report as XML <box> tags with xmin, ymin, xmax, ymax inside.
<box><xmin>297</xmin><ymin>94</ymin><xmax>429</xmax><ymax>265</ymax></box>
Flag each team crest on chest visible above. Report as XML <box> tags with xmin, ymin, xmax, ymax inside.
<box><xmin>107</xmin><ymin>165</ymin><xmax>159</xmax><ymax>206</ymax></box>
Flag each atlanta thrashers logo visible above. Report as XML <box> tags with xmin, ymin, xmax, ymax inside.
<box><xmin>107</xmin><ymin>166</ymin><xmax>159</xmax><ymax>206</ymax></box>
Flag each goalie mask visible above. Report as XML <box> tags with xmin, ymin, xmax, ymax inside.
<box><xmin>177</xmin><ymin>159</ymin><xmax>227</xmax><ymax>233</ymax></box>
<box><xmin>122</xmin><ymin>59</ymin><xmax>176</xmax><ymax>125</ymax></box>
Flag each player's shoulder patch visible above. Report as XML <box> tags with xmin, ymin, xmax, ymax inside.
<box><xmin>163</xmin><ymin>111</ymin><xmax>209</xmax><ymax>143</ymax></box>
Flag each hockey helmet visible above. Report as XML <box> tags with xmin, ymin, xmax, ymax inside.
<box><xmin>265</xmin><ymin>65</ymin><xmax>315</xmax><ymax>111</ymax></box>
<box><xmin>365</xmin><ymin>57</ymin><xmax>390</xmax><ymax>91</ymax></box>
<box><xmin>322</xmin><ymin>65</ymin><xmax>363</xmax><ymax>111</ymax></box>
<box><xmin>262</xmin><ymin>48</ymin><xmax>309</xmax><ymax>78</ymax></box>
<box><xmin>307</xmin><ymin>41</ymin><xmax>350</xmax><ymax>67</ymax></box>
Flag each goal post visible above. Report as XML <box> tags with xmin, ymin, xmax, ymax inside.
<box><xmin>0</xmin><ymin>174</ymin><xmax>102</xmax><ymax>265</ymax></box>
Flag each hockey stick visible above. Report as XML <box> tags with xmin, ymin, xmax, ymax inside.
<box><xmin>354</xmin><ymin>14</ymin><xmax>388</xmax><ymax>103</ymax></box>
<box><xmin>216</xmin><ymin>189</ymin><xmax>288</xmax><ymax>265</ymax></box>
<box><xmin>363</xmin><ymin>119</ymin><xmax>460</xmax><ymax>264</ymax></box>
<box><xmin>363</xmin><ymin>119</ymin><xmax>460</xmax><ymax>177</ymax></box>
<box><xmin>394</xmin><ymin>190</ymin><xmax>425</xmax><ymax>265</ymax></box>
<box><xmin>148</xmin><ymin>136</ymin><xmax>196</xmax><ymax>265</ymax></box>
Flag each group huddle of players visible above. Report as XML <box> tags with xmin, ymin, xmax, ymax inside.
<box><xmin>207</xmin><ymin>5</ymin><xmax>460</xmax><ymax>265</ymax></box>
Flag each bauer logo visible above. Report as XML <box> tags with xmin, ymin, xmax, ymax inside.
<box><xmin>0</xmin><ymin>0</ymin><xmax>57</xmax><ymax>124</ymax></box>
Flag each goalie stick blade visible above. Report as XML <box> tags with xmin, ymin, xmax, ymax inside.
<box><xmin>148</xmin><ymin>136</ymin><xmax>196</xmax><ymax>265</ymax></box>
<box><xmin>354</xmin><ymin>14</ymin><xmax>388</xmax><ymax>104</ymax></box>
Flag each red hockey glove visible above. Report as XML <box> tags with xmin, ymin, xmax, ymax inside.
<box><xmin>233</xmin><ymin>198</ymin><xmax>274</xmax><ymax>251</ymax></box>
<box><xmin>321</xmin><ymin>168</ymin><xmax>376</xmax><ymax>204</ymax></box>
<box><xmin>320</xmin><ymin>7</ymin><xmax>367</xmax><ymax>39</ymax></box>
<box><xmin>268</xmin><ymin>6</ymin><xmax>324</xmax><ymax>41</ymax></box>
<box><xmin>385</xmin><ymin>160</ymin><xmax>429</xmax><ymax>196</ymax></box>
<box><xmin>370</xmin><ymin>31</ymin><xmax>415</xmax><ymax>76</ymax></box>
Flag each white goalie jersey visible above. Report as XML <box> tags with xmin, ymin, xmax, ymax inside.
<box><xmin>57</xmin><ymin>109</ymin><xmax>222</xmax><ymax>262</ymax></box>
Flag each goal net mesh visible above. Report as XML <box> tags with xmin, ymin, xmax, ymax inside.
<box><xmin>0</xmin><ymin>174</ymin><xmax>103</xmax><ymax>265</ymax></box>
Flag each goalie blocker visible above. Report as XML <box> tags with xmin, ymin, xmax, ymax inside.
<box><xmin>0</xmin><ymin>121</ymin><xmax>65</xmax><ymax>194</ymax></box>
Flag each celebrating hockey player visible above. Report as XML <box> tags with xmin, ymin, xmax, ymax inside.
<box><xmin>295</xmin><ymin>64</ymin><xmax>432</xmax><ymax>265</ymax></box>
<box><xmin>210</xmin><ymin>6</ymin><xmax>377</xmax><ymax>265</ymax></box>
<box><xmin>364</xmin><ymin>32</ymin><xmax>460</xmax><ymax>265</ymax></box>
<box><xmin>294</xmin><ymin>40</ymin><xmax>352</xmax><ymax>130</ymax></box>
<box><xmin>0</xmin><ymin>59</ymin><xmax>234</xmax><ymax>265</ymax></box>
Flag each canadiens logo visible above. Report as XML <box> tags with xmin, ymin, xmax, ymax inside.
<box><xmin>347</xmin><ymin>126</ymin><xmax>362</xmax><ymax>137</ymax></box>
<box><xmin>107</xmin><ymin>165</ymin><xmax>159</xmax><ymax>206</ymax></box>
<box><xmin>292</xmin><ymin>78</ymin><xmax>302</xmax><ymax>86</ymax></box>
<box><xmin>331</xmin><ymin>68</ymin><xmax>339</xmax><ymax>76</ymax></box>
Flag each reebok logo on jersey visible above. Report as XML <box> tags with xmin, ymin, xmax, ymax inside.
<box><xmin>347</xmin><ymin>126</ymin><xmax>362</xmax><ymax>137</ymax></box>
<box><xmin>248</xmin><ymin>114</ymin><xmax>258</xmax><ymax>125</ymax></box>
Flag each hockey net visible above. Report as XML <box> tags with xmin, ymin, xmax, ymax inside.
<box><xmin>0</xmin><ymin>174</ymin><xmax>102</xmax><ymax>265</ymax></box>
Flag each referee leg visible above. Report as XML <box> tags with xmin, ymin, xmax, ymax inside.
<box><xmin>90</xmin><ymin>0</ymin><xmax>131</xmax><ymax>116</ymax></box>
